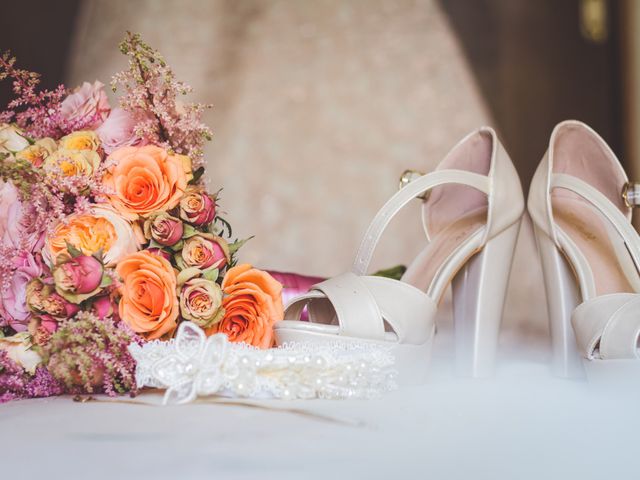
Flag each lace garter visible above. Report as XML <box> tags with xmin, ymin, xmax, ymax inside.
<box><xmin>128</xmin><ymin>322</ymin><xmax>398</xmax><ymax>405</ymax></box>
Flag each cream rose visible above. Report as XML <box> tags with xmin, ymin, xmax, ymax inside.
<box><xmin>0</xmin><ymin>332</ymin><xmax>42</xmax><ymax>374</ymax></box>
<box><xmin>179</xmin><ymin>234</ymin><xmax>230</xmax><ymax>270</ymax></box>
<box><xmin>179</xmin><ymin>277</ymin><xmax>224</xmax><ymax>328</ymax></box>
<box><xmin>0</xmin><ymin>124</ymin><xmax>29</xmax><ymax>154</ymax></box>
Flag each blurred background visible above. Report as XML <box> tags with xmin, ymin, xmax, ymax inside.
<box><xmin>0</xmin><ymin>0</ymin><xmax>637</xmax><ymax>350</ymax></box>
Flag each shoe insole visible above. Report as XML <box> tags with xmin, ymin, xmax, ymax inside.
<box><xmin>552</xmin><ymin>195</ymin><xmax>639</xmax><ymax>296</ymax></box>
<box><xmin>401</xmin><ymin>207</ymin><xmax>487</xmax><ymax>301</ymax></box>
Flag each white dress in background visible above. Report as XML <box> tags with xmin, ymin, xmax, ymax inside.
<box><xmin>67</xmin><ymin>0</ymin><xmax>546</xmax><ymax>337</ymax></box>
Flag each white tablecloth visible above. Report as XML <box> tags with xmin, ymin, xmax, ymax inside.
<box><xmin>1</xmin><ymin>312</ymin><xmax>638</xmax><ymax>480</ymax></box>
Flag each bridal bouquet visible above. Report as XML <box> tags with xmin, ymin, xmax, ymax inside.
<box><xmin>0</xmin><ymin>33</ymin><xmax>285</xmax><ymax>402</ymax></box>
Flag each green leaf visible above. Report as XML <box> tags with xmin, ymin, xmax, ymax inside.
<box><xmin>99</xmin><ymin>275</ymin><xmax>113</xmax><ymax>288</ymax></box>
<box><xmin>169</xmin><ymin>239</ymin><xmax>184</xmax><ymax>252</ymax></box>
<box><xmin>18</xmin><ymin>131</ymin><xmax>35</xmax><ymax>146</ymax></box>
<box><xmin>174</xmin><ymin>253</ymin><xmax>186</xmax><ymax>270</ymax></box>
<box><xmin>189</xmin><ymin>166</ymin><xmax>205</xmax><ymax>185</ymax></box>
<box><xmin>177</xmin><ymin>267</ymin><xmax>202</xmax><ymax>286</ymax></box>
<box><xmin>228</xmin><ymin>236</ymin><xmax>253</xmax><ymax>255</ymax></box>
<box><xmin>65</xmin><ymin>241</ymin><xmax>83</xmax><ymax>258</ymax></box>
<box><xmin>148</xmin><ymin>239</ymin><xmax>163</xmax><ymax>249</ymax></box>
<box><xmin>182</xmin><ymin>224</ymin><xmax>199</xmax><ymax>239</ymax></box>
<box><xmin>92</xmin><ymin>248</ymin><xmax>105</xmax><ymax>263</ymax></box>
<box><xmin>55</xmin><ymin>285</ymin><xmax>102</xmax><ymax>305</ymax></box>
<box><xmin>214</xmin><ymin>216</ymin><xmax>232</xmax><ymax>238</ymax></box>
<box><xmin>203</xmin><ymin>267</ymin><xmax>219</xmax><ymax>282</ymax></box>
<box><xmin>372</xmin><ymin>265</ymin><xmax>407</xmax><ymax>281</ymax></box>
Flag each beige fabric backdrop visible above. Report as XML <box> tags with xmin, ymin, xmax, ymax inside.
<box><xmin>67</xmin><ymin>0</ymin><xmax>546</xmax><ymax>337</ymax></box>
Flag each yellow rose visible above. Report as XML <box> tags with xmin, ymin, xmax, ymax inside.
<box><xmin>15</xmin><ymin>138</ymin><xmax>57</xmax><ymax>167</ymax></box>
<box><xmin>44</xmin><ymin>148</ymin><xmax>101</xmax><ymax>177</ymax></box>
<box><xmin>59</xmin><ymin>130</ymin><xmax>101</xmax><ymax>151</ymax></box>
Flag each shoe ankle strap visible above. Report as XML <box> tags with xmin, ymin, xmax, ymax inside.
<box><xmin>399</xmin><ymin>169</ymin><xmax>430</xmax><ymax>201</ymax></box>
<box><xmin>352</xmin><ymin>169</ymin><xmax>490</xmax><ymax>275</ymax></box>
<box><xmin>552</xmin><ymin>173</ymin><xmax>640</xmax><ymax>272</ymax></box>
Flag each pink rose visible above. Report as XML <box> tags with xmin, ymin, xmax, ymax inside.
<box><xmin>179</xmin><ymin>277</ymin><xmax>224</xmax><ymax>328</ymax></box>
<box><xmin>0</xmin><ymin>252</ymin><xmax>45</xmax><ymax>332</ymax></box>
<box><xmin>60</xmin><ymin>81</ymin><xmax>111</xmax><ymax>130</ymax></box>
<box><xmin>52</xmin><ymin>255</ymin><xmax>105</xmax><ymax>303</ymax></box>
<box><xmin>143</xmin><ymin>213</ymin><xmax>184</xmax><ymax>247</ymax></box>
<box><xmin>179</xmin><ymin>187</ymin><xmax>217</xmax><ymax>226</ymax></box>
<box><xmin>0</xmin><ymin>180</ymin><xmax>45</xmax><ymax>253</ymax></box>
<box><xmin>146</xmin><ymin>247</ymin><xmax>173</xmax><ymax>262</ymax></box>
<box><xmin>91</xmin><ymin>294</ymin><xmax>119</xmax><ymax>321</ymax></box>
<box><xmin>180</xmin><ymin>235</ymin><xmax>230</xmax><ymax>270</ymax></box>
<box><xmin>0</xmin><ymin>180</ymin><xmax>19</xmax><ymax>242</ymax></box>
<box><xmin>96</xmin><ymin>108</ymin><xmax>141</xmax><ymax>154</ymax></box>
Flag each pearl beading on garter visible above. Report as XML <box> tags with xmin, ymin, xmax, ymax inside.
<box><xmin>128</xmin><ymin>322</ymin><xmax>398</xmax><ymax>405</ymax></box>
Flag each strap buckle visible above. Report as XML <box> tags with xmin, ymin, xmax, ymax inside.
<box><xmin>399</xmin><ymin>169</ymin><xmax>429</xmax><ymax>200</ymax></box>
<box><xmin>622</xmin><ymin>182</ymin><xmax>640</xmax><ymax>208</ymax></box>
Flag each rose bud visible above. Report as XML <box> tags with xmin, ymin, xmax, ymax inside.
<box><xmin>180</xmin><ymin>234</ymin><xmax>230</xmax><ymax>270</ymax></box>
<box><xmin>143</xmin><ymin>212</ymin><xmax>184</xmax><ymax>247</ymax></box>
<box><xmin>145</xmin><ymin>247</ymin><xmax>173</xmax><ymax>262</ymax></box>
<box><xmin>26</xmin><ymin>279</ymin><xmax>49</xmax><ymax>314</ymax></box>
<box><xmin>34</xmin><ymin>315</ymin><xmax>60</xmax><ymax>334</ymax></box>
<box><xmin>52</xmin><ymin>255</ymin><xmax>104</xmax><ymax>304</ymax></box>
<box><xmin>179</xmin><ymin>187</ymin><xmax>216</xmax><ymax>226</ymax></box>
<box><xmin>90</xmin><ymin>294</ymin><xmax>119</xmax><ymax>321</ymax></box>
<box><xmin>179</xmin><ymin>278</ymin><xmax>224</xmax><ymax>328</ymax></box>
<box><xmin>41</xmin><ymin>292</ymin><xmax>80</xmax><ymax>319</ymax></box>
<box><xmin>28</xmin><ymin>316</ymin><xmax>57</xmax><ymax>346</ymax></box>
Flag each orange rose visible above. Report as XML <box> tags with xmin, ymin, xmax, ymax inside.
<box><xmin>206</xmin><ymin>264</ymin><xmax>284</xmax><ymax>349</ymax></box>
<box><xmin>44</xmin><ymin>207</ymin><xmax>140</xmax><ymax>267</ymax></box>
<box><xmin>116</xmin><ymin>251</ymin><xmax>179</xmax><ymax>340</ymax></box>
<box><xmin>103</xmin><ymin>145</ymin><xmax>192</xmax><ymax>219</ymax></box>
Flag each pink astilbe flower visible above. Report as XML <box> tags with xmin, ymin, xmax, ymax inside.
<box><xmin>0</xmin><ymin>51</ymin><xmax>67</xmax><ymax>139</ymax></box>
<box><xmin>0</xmin><ymin>351</ymin><xmax>64</xmax><ymax>403</ymax></box>
<box><xmin>41</xmin><ymin>312</ymin><xmax>141</xmax><ymax>396</ymax></box>
<box><xmin>111</xmin><ymin>32</ymin><xmax>212</xmax><ymax>167</ymax></box>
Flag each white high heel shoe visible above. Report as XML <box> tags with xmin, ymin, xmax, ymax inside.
<box><xmin>274</xmin><ymin>127</ymin><xmax>524</xmax><ymax>383</ymax></box>
<box><xmin>529</xmin><ymin>120</ymin><xmax>640</xmax><ymax>381</ymax></box>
